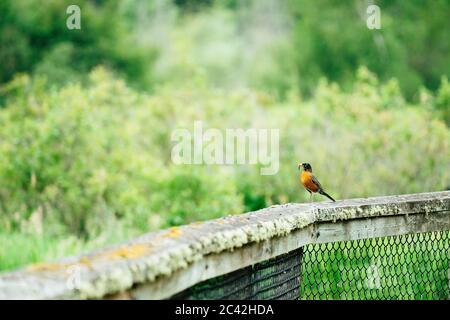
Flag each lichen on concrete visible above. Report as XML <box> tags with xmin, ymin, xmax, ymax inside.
<box><xmin>0</xmin><ymin>191</ymin><xmax>448</xmax><ymax>299</ymax></box>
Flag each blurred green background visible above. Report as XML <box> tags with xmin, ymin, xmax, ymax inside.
<box><xmin>0</xmin><ymin>0</ymin><xmax>449</xmax><ymax>272</ymax></box>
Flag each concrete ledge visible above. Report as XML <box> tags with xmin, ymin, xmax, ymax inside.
<box><xmin>0</xmin><ymin>191</ymin><xmax>449</xmax><ymax>299</ymax></box>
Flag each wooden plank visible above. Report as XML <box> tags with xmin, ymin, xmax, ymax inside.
<box><xmin>129</xmin><ymin>211</ymin><xmax>450</xmax><ymax>299</ymax></box>
<box><xmin>0</xmin><ymin>191</ymin><xmax>449</xmax><ymax>299</ymax></box>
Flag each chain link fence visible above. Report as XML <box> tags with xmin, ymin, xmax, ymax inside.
<box><xmin>172</xmin><ymin>230</ymin><xmax>450</xmax><ymax>300</ymax></box>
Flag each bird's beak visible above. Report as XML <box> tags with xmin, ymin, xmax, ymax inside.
<box><xmin>298</xmin><ymin>163</ymin><xmax>303</xmax><ymax>170</ymax></box>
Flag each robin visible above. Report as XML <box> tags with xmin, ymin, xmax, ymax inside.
<box><xmin>298</xmin><ymin>163</ymin><xmax>335</xmax><ymax>202</ymax></box>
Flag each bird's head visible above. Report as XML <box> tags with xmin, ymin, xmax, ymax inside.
<box><xmin>298</xmin><ymin>163</ymin><xmax>312</xmax><ymax>172</ymax></box>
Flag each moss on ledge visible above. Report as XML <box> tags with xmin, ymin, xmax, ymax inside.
<box><xmin>0</xmin><ymin>191</ymin><xmax>449</xmax><ymax>299</ymax></box>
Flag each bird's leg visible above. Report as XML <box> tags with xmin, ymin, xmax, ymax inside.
<box><xmin>309</xmin><ymin>192</ymin><xmax>313</xmax><ymax>203</ymax></box>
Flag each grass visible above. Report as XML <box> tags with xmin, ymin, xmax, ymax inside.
<box><xmin>0</xmin><ymin>232</ymin><xmax>96</xmax><ymax>272</ymax></box>
<box><xmin>0</xmin><ymin>225</ymin><xmax>141</xmax><ymax>272</ymax></box>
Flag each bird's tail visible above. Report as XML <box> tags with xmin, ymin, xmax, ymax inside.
<box><xmin>319</xmin><ymin>190</ymin><xmax>335</xmax><ymax>202</ymax></box>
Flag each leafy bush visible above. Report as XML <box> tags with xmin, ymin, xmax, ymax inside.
<box><xmin>0</xmin><ymin>0</ymin><xmax>157</xmax><ymax>88</ymax></box>
<box><xmin>288</xmin><ymin>0</ymin><xmax>450</xmax><ymax>99</ymax></box>
<box><xmin>0</xmin><ymin>68</ymin><xmax>245</xmax><ymax>238</ymax></box>
<box><xmin>3</xmin><ymin>0</ymin><xmax>449</xmax><ymax>102</ymax></box>
<box><xmin>0</xmin><ymin>67</ymin><xmax>448</xmax><ymax>241</ymax></box>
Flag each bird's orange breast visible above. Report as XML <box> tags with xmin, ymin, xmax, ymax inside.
<box><xmin>300</xmin><ymin>171</ymin><xmax>318</xmax><ymax>192</ymax></box>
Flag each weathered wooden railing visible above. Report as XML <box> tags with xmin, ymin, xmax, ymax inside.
<box><xmin>0</xmin><ymin>191</ymin><xmax>449</xmax><ymax>299</ymax></box>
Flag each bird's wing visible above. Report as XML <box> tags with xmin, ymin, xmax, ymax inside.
<box><xmin>311</xmin><ymin>175</ymin><xmax>324</xmax><ymax>191</ymax></box>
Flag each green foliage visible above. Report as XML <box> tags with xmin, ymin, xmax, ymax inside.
<box><xmin>0</xmin><ymin>68</ymin><xmax>244</xmax><ymax>239</ymax></box>
<box><xmin>0</xmin><ymin>1</ymin><xmax>449</xmax><ymax>274</ymax></box>
<box><xmin>288</xmin><ymin>0</ymin><xmax>450</xmax><ymax>99</ymax></box>
<box><xmin>0</xmin><ymin>0</ymin><xmax>157</xmax><ymax>88</ymax></box>
<box><xmin>0</xmin><ymin>67</ymin><xmax>448</xmax><ymax>243</ymax></box>
<box><xmin>3</xmin><ymin>0</ymin><xmax>449</xmax><ymax>101</ymax></box>
<box><xmin>434</xmin><ymin>77</ymin><xmax>450</xmax><ymax>125</ymax></box>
